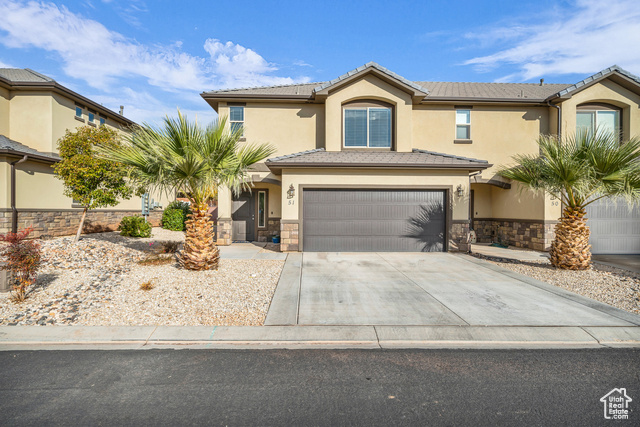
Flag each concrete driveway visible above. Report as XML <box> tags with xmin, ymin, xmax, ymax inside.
<box><xmin>265</xmin><ymin>252</ymin><xmax>640</xmax><ymax>327</ymax></box>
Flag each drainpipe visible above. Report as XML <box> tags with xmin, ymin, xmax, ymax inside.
<box><xmin>10</xmin><ymin>155</ymin><xmax>28</xmax><ymax>234</ymax></box>
<box><xmin>547</xmin><ymin>101</ymin><xmax>562</xmax><ymax>137</ymax></box>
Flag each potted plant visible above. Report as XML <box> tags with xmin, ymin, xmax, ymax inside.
<box><xmin>272</xmin><ymin>235</ymin><xmax>280</xmax><ymax>244</ymax></box>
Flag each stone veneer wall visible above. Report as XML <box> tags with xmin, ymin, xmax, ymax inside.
<box><xmin>0</xmin><ymin>209</ymin><xmax>162</xmax><ymax>239</ymax></box>
<box><xmin>216</xmin><ymin>218</ymin><xmax>232</xmax><ymax>246</ymax></box>
<box><xmin>257</xmin><ymin>218</ymin><xmax>281</xmax><ymax>242</ymax></box>
<box><xmin>449</xmin><ymin>221</ymin><xmax>471</xmax><ymax>252</ymax></box>
<box><xmin>280</xmin><ymin>222</ymin><xmax>299</xmax><ymax>252</ymax></box>
<box><xmin>473</xmin><ymin>219</ymin><xmax>556</xmax><ymax>251</ymax></box>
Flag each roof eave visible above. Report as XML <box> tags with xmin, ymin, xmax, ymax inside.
<box><xmin>265</xmin><ymin>162</ymin><xmax>491</xmax><ymax>173</ymax></box>
<box><xmin>422</xmin><ymin>96</ymin><xmax>547</xmax><ymax>104</ymax></box>
<box><xmin>0</xmin><ymin>148</ymin><xmax>60</xmax><ymax>164</ymax></box>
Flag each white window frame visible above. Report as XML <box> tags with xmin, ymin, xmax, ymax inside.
<box><xmin>576</xmin><ymin>109</ymin><xmax>621</xmax><ymax>140</ymax></box>
<box><xmin>229</xmin><ymin>106</ymin><xmax>244</xmax><ymax>137</ymax></box>
<box><xmin>75</xmin><ymin>106</ymin><xmax>83</xmax><ymax>118</ymax></box>
<box><xmin>257</xmin><ymin>190</ymin><xmax>266</xmax><ymax>228</ymax></box>
<box><xmin>455</xmin><ymin>109</ymin><xmax>471</xmax><ymax>140</ymax></box>
<box><xmin>343</xmin><ymin>107</ymin><xmax>392</xmax><ymax>148</ymax></box>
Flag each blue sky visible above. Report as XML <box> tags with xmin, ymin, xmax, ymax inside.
<box><xmin>1</xmin><ymin>0</ymin><xmax>639</xmax><ymax>125</ymax></box>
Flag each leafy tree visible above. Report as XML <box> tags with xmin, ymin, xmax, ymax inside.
<box><xmin>98</xmin><ymin>111</ymin><xmax>275</xmax><ymax>271</ymax></box>
<box><xmin>53</xmin><ymin>126</ymin><xmax>134</xmax><ymax>242</ymax></box>
<box><xmin>499</xmin><ymin>131</ymin><xmax>640</xmax><ymax>270</ymax></box>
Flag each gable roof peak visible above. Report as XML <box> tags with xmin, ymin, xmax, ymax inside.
<box><xmin>313</xmin><ymin>62</ymin><xmax>429</xmax><ymax>98</ymax></box>
<box><xmin>550</xmin><ymin>64</ymin><xmax>640</xmax><ymax>100</ymax></box>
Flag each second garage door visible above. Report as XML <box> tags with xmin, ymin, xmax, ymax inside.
<box><xmin>585</xmin><ymin>197</ymin><xmax>640</xmax><ymax>254</ymax></box>
<box><xmin>302</xmin><ymin>189</ymin><xmax>447</xmax><ymax>252</ymax></box>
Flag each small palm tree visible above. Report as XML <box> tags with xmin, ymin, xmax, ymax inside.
<box><xmin>499</xmin><ymin>130</ymin><xmax>640</xmax><ymax>270</ymax></box>
<box><xmin>99</xmin><ymin>111</ymin><xmax>275</xmax><ymax>270</ymax></box>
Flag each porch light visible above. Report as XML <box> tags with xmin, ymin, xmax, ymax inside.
<box><xmin>287</xmin><ymin>184</ymin><xmax>295</xmax><ymax>199</ymax></box>
<box><xmin>456</xmin><ymin>185</ymin><xmax>464</xmax><ymax>198</ymax></box>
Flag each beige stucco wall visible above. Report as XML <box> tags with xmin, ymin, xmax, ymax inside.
<box><xmin>0</xmin><ymin>157</ymin><xmax>8</xmax><ymax>209</ymax></box>
<box><xmin>470</xmin><ymin>184</ymin><xmax>492</xmax><ymax>218</ymax></box>
<box><xmin>558</xmin><ymin>79</ymin><xmax>640</xmax><ymax>140</ymax></box>
<box><xmin>0</xmin><ymin>159</ymin><xmax>168</xmax><ymax>211</ymax></box>
<box><xmin>324</xmin><ymin>75</ymin><xmax>414</xmax><ymax>152</ymax></box>
<box><xmin>412</xmin><ymin>104</ymin><xmax>549</xmax><ymax>178</ymax></box>
<box><xmin>279</xmin><ymin>168</ymin><xmax>470</xmax><ymax>221</ymax></box>
<box><xmin>232</xmin><ymin>102</ymin><xmax>323</xmax><ymax>156</ymax></box>
<box><xmin>8</xmin><ymin>92</ymin><xmax>54</xmax><ymax>154</ymax></box>
<box><xmin>0</xmin><ymin>87</ymin><xmax>9</xmax><ymax>135</ymax></box>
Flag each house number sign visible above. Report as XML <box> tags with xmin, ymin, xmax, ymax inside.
<box><xmin>287</xmin><ymin>184</ymin><xmax>295</xmax><ymax>205</ymax></box>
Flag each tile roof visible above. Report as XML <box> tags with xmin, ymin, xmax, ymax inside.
<box><xmin>313</xmin><ymin>62</ymin><xmax>429</xmax><ymax>95</ymax></box>
<box><xmin>0</xmin><ymin>68</ymin><xmax>54</xmax><ymax>83</ymax></box>
<box><xmin>555</xmin><ymin>64</ymin><xmax>640</xmax><ymax>98</ymax></box>
<box><xmin>204</xmin><ymin>79</ymin><xmax>570</xmax><ymax>101</ymax></box>
<box><xmin>266</xmin><ymin>148</ymin><xmax>490</xmax><ymax>170</ymax></box>
<box><xmin>0</xmin><ymin>134</ymin><xmax>60</xmax><ymax>162</ymax></box>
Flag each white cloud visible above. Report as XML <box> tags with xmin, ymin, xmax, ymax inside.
<box><xmin>293</xmin><ymin>59</ymin><xmax>313</xmax><ymax>67</ymax></box>
<box><xmin>0</xmin><ymin>1</ymin><xmax>308</xmax><ymax>92</ymax></box>
<box><xmin>463</xmin><ymin>0</ymin><xmax>640</xmax><ymax>80</ymax></box>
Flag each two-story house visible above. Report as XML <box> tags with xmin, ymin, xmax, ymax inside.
<box><xmin>202</xmin><ymin>62</ymin><xmax>640</xmax><ymax>254</ymax></box>
<box><xmin>0</xmin><ymin>68</ymin><xmax>166</xmax><ymax>237</ymax></box>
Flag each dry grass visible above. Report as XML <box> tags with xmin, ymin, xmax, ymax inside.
<box><xmin>139</xmin><ymin>280</ymin><xmax>155</xmax><ymax>291</ymax></box>
<box><xmin>137</xmin><ymin>256</ymin><xmax>175</xmax><ymax>266</ymax></box>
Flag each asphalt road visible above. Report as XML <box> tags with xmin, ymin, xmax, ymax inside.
<box><xmin>0</xmin><ymin>348</ymin><xmax>638</xmax><ymax>426</ymax></box>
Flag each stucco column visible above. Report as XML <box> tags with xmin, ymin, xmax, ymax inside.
<box><xmin>216</xmin><ymin>186</ymin><xmax>232</xmax><ymax>246</ymax></box>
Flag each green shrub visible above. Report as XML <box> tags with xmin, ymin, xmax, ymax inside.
<box><xmin>162</xmin><ymin>201</ymin><xmax>191</xmax><ymax>231</ymax></box>
<box><xmin>118</xmin><ymin>216</ymin><xmax>152</xmax><ymax>238</ymax></box>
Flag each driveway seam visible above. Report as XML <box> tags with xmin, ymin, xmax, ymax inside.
<box><xmin>296</xmin><ymin>253</ymin><xmax>303</xmax><ymax>325</ymax></box>
<box><xmin>375</xmin><ymin>252</ymin><xmax>470</xmax><ymax>326</ymax></box>
<box><xmin>455</xmin><ymin>253</ymin><xmax>640</xmax><ymax>326</ymax></box>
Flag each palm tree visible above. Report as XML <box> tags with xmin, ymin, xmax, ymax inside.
<box><xmin>499</xmin><ymin>130</ymin><xmax>640</xmax><ymax>270</ymax></box>
<box><xmin>99</xmin><ymin>111</ymin><xmax>275</xmax><ymax>270</ymax></box>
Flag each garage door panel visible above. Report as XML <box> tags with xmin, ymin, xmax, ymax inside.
<box><xmin>586</xmin><ymin>197</ymin><xmax>640</xmax><ymax>254</ymax></box>
<box><xmin>303</xmin><ymin>189</ymin><xmax>446</xmax><ymax>252</ymax></box>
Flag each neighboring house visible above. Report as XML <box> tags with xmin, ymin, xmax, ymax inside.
<box><xmin>0</xmin><ymin>68</ymin><xmax>166</xmax><ymax>237</ymax></box>
<box><xmin>201</xmin><ymin>62</ymin><xmax>640</xmax><ymax>253</ymax></box>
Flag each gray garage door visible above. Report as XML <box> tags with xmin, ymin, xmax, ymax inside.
<box><xmin>302</xmin><ymin>189</ymin><xmax>446</xmax><ymax>252</ymax></box>
<box><xmin>586</xmin><ymin>197</ymin><xmax>640</xmax><ymax>254</ymax></box>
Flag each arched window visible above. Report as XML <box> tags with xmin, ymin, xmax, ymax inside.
<box><xmin>343</xmin><ymin>100</ymin><xmax>393</xmax><ymax>148</ymax></box>
<box><xmin>576</xmin><ymin>103</ymin><xmax>621</xmax><ymax>140</ymax></box>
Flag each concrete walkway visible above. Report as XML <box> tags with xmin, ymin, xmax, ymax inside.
<box><xmin>470</xmin><ymin>243</ymin><xmax>550</xmax><ymax>261</ymax></box>
<box><xmin>1</xmin><ymin>325</ymin><xmax>639</xmax><ymax>350</ymax></box>
<box><xmin>592</xmin><ymin>254</ymin><xmax>640</xmax><ymax>274</ymax></box>
<box><xmin>219</xmin><ymin>242</ymin><xmax>287</xmax><ymax>260</ymax></box>
<box><xmin>265</xmin><ymin>252</ymin><xmax>640</xmax><ymax>327</ymax></box>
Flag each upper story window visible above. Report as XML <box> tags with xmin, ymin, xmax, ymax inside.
<box><xmin>99</xmin><ymin>117</ymin><xmax>106</xmax><ymax>126</ymax></box>
<box><xmin>455</xmin><ymin>109</ymin><xmax>471</xmax><ymax>140</ymax></box>
<box><xmin>88</xmin><ymin>112</ymin><xmax>95</xmax><ymax>123</ymax></box>
<box><xmin>576</xmin><ymin>104</ymin><xmax>620</xmax><ymax>140</ymax></box>
<box><xmin>343</xmin><ymin>104</ymin><xmax>392</xmax><ymax>148</ymax></box>
<box><xmin>75</xmin><ymin>106</ymin><xmax>83</xmax><ymax>118</ymax></box>
<box><xmin>229</xmin><ymin>106</ymin><xmax>244</xmax><ymax>136</ymax></box>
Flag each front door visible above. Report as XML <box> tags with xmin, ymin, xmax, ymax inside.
<box><xmin>232</xmin><ymin>192</ymin><xmax>256</xmax><ymax>241</ymax></box>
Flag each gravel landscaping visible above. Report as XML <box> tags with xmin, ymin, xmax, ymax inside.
<box><xmin>472</xmin><ymin>253</ymin><xmax>640</xmax><ymax>315</ymax></box>
<box><xmin>0</xmin><ymin>228</ymin><xmax>285</xmax><ymax>326</ymax></box>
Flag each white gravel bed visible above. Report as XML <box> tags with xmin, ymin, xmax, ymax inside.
<box><xmin>472</xmin><ymin>254</ymin><xmax>640</xmax><ymax>315</ymax></box>
<box><xmin>0</xmin><ymin>228</ymin><xmax>284</xmax><ymax>326</ymax></box>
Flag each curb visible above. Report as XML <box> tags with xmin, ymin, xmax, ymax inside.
<box><xmin>1</xmin><ymin>325</ymin><xmax>640</xmax><ymax>350</ymax></box>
